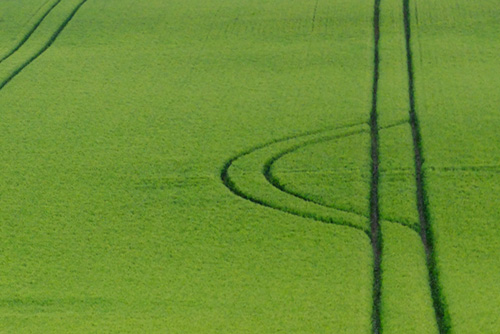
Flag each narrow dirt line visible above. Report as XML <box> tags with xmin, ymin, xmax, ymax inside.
<box><xmin>311</xmin><ymin>0</ymin><xmax>320</xmax><ymax>32</ymax></box>
<box><xmin>0</xmin><ymin>0</ymin><xmax>88</xmax><ymax>90</ymax></box>
<box><xmin>370</xmin><ymin>0</ymin><xmax>382</xmax><ymax>333</ymax></box>
<box><xmin>402</xmin><ymin>0</ymin><xmax>450</xmax><ymax>333</ymax></box>
<box><xmin>0</xmin><ymin>0</ymin><xmax>63</xmax><ymax>64</ymax></box>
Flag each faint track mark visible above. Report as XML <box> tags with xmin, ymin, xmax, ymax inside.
<box><xmin>311</xmin><ymin>0</ymin><xmax>320</xmax><ymax>32</ymax></box>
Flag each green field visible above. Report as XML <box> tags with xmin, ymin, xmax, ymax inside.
<box><xmin>1</xmin><ymin>0</ymin><xmax>499</xmax><ymax>333</ymax></box>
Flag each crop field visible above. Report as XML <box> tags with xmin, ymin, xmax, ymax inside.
<box><xmin>0</xmin><ymin>0</ymin><xmax>499</xmax><ymax>333</ymax></box>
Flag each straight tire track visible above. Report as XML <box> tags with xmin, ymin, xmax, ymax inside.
<box><xmin>402</xmin><ymin>0</ymin><xmax>450</xmax><ymax>332</ymax></box>
<box><xmin>311</xmin><ymin>0</ymin><xmax>320</xmax><ymax>32</ymax></box>
<box><xmin>0</xmin><ymin>0</ymin><xmax>89</xmax><ymax>90</ymax></box>
<box><xmin>370</xmin><ymin>0</ymin><xmax>382</xmax><ymax>333</ymax></box>
<box><xmin>0</xmin><ymin>0</ymin><xmax>63</xmax><ymax>64</ymax></box>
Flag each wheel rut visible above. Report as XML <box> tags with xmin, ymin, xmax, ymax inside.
<box><xmin>220</xmin><ymin>0</ymin><xmax>448</xmax><ymax>332</ymax></box>
<box><xmin>262</xmin><ymin>123</ymin><xmax>417</xmax><ymax>231</ymax></box>
<box><xmin>220</xmin><ymin>117</ymin><xmax>421</xmax><ymax>332</ymax></box>
<box><xmin>370</xmin><ymin>0</ymin><xmax>382</xmax><ymax>332</ymax></box>
<box><xmin>0</xmin><ymin>0</ymin><xmax>89</xmax><ymax>90</ymax></box>
<box><xmin>0</xmin><ymin>0</ymin><xmax>63</xmax><ymax>64</ymax></box>
<box><xmin>221</xmin><ymin>122</ymin><xmax>372</xmax><ymax>235</ymax></box>
<box><xmin>403</xmin><ymin>0</ymin><xmax>450</xmax><ymax>332</ymax></box>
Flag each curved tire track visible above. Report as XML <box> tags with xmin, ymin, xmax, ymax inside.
<box><xmin>220</xmin><ymin>118</ymin><xmax>426</xmax><ymax>334</ymax></box>
<box><xmin>220</xmin><ymin>119</ymin><xmax>420</xmax><ymax>234</ymax></box>
<box><xmin>262</xmin><ymin>129</ymin><xmax>369</xmax><ymax>216</ymax></box>
<box><xmin>262</xmin><ymin>121</ymin><xmax>419</xmax><ymax>231</ymax></box>
<box><xmin>221</xmin><ymin>122</ymin><xmax>372</xmax><ymax>235</ymax></box>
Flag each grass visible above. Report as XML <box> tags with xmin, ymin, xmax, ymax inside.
<box><xmin>413</xmin><ymin>0</ymin><xmax>500</xmax><ymax>332</ymax></box>
<box><xmin>0</xmin><ymin>0</ymin><xmax>51</xmax><ymax>57</ymax></box>
<box><xmin>0</xmin><ymin>0</ymin><xmax>374</xmax><ymax>332</ymax></box>
<box><xmin>0</xmin><ymin>0</ymin><xmax>498</xmax><ymax>333</ymax></box>
<box><xmin>271</xmin><ymin>130</ymin><xmax>371</xmax><ymax>218</ymax></box>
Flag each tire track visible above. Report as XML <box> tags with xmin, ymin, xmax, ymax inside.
<box><xmin>403</xmin><ymin>0</ymin><xmax>450</xmax><ymax>332</ymax></box>
<box><xmin>262</xmin><ymin>121</ymin><xmax>419</xmax><ymax>232</ymax></box>
<box><xmin>370</xmin><ymin>0</ymin><xmax>382</xmax><ymax>332</ymax></box>
<box><xmin>0</xmin><ymin>0</ymin><xmax>63</xmax><ymax>64</ymax></box>
<box><xmin>221</xmin><ymin>122</ymin><xmax>371</xmax><ymax>235</ymax></box>
<box><xmin>220</xmin><ymin>118</ymin><xmax>426</xmax><ymax>333</ymax></box>
<box><xmin>261</xmin><ymin>129</ymin><xmax>368</xmax><ymax>219</ymax></box>
<box><xmin>221</xmin><ymin>1</ymin><xmax>440</xmax><ymax>332</ymax></box>
<box><xmin>311</xmin><ymin>0</ymin><xmax>320</xmax><ymax>32</ymax></box>
<box><xmin>0</xmin><ymin>0</ymin><xmax>89</xmax><ymax>90</ymax></box>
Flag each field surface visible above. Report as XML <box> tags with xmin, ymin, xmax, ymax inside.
<box><xmin>0</xmin><ymin>0</ymin><xmax>498</xmax><ymax>333</ymax></box>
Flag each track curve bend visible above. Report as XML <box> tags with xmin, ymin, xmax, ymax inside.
<box><xmin>221</xmin><ymin>119</ymin><xmax>417</xmax><ymax>237</ymax></box>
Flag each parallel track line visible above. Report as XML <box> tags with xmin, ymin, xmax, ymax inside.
<box><xmin>370</xmin><ymin>0</ymin><xmax>382</xmax><ymax>332</ymax></box>
<box><xmin>403</xmin><ymin>0</ymin><xmax>450</xmax><ymax>332</ymax></box>
<box><xmin>0</xmin><ymin>0</ymin><xmax>89</xmax><ymax>90</ymax></box>
<box><xmin>0</xmin><ymin>0</ymin><xmax>63</xmax><ymax>64</ymax></box>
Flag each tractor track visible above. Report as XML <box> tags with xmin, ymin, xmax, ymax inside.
<box><xmin>403</xmin><ymin>0</ymin><xmax>450</xmax><ymax>332</ymax></box>
<box><xmin>311</xmin><ymin>0</ymin><xmax>320</xmax><ymax>32</ymax></box>
<box><xmin>261</xmin><ymin>122</ymin><xmax>419</xmax><ymax>232</ymax></box>
<box><xmin>220</xmin><ymin>116</ymin><xmax>429</xmax><ymax>333</ymax></box>
<box><xmin>221</xmin><ymin>118</ymin><xmax>419</xmax><ymax>234</ymax></box>
<box><xmin>261</xmin><ymin>128</ymin><xmax>369</xmax><ymax>216</ymax></box>
<box><xmin>0</xmin><ymin>0</ymin><xmax>63</xmax><ymax>64</ymax></box>
<box><xmin>0</xmin><ymin>0</ymin><xmax>89</xmax><ymax>90</ymax></box>
<box><xmin>216</xmin><ymin>0</ymin><xmax>445</xmax><ymax>332</ymax></box>
<box><xmin>221</xmin><ymin>122</ymin><xmax>371</xmax><ymax>235</ymax></box>
<box><xmin>370</xmin><ymin>0</ymin><xmax>382</xmax><ymax>332</ymax></box>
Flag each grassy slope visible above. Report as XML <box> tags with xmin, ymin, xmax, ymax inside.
<box><xmin>413</xmin><ymin>0</ymin><xmax>500</xmax><ymax>332</ymax></box>
<box><xmin>0</xmin><ymin>0</ymin><xmax>374</xmax><ymax>332</ymax></box>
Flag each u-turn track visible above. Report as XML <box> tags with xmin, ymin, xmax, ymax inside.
<box><xmin>221</xmin><ymin>0</ymin><xmax>449</xmax><ymax>333</ymax></box>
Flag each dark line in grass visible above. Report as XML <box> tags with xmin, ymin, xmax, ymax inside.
<box><xmin>0</xmin><ymin>0</ymin><xmax>63</xmax><ymax>64</ymax></box>
<box><xmin>261</xmin><ymin>120</ymin><xmax>419</xmax><ymax>232</ymax></box>
<box><xmin>220</xmin><ymin>117</ymin><xmax>424</xmax><ymax>333</ymax></box>
<box><xmin>222</xmin><ymin>158</ymin><xmax>368</xmax><ymax>235</ymax></box>
<box><xmin>220</xmin><ymin>122</ymin><xmax>371</xmax><ymax>236</ymax></box>
<box><xmin>262</xmin><ymin>130</ymin><xmax>370</xmax><ymax>215</ymax></box>
<box><xmin>0</xmin><ymin>0</ymin><xmax>89</xmax><ymax>91</ymax></box>
<box><xmin>311</xmin><ymin>0</ymin><xmax>320</xmax><ymax>32</ymax></box>
<box><xmin>403</xmin><ymin>1</ymin><xmax>451</xmax><ymax>332</ymax></box>
<box><xmin>370</xmin><ymin>0</ymin><xmax>382</xmax><ymax>332</ymax></box>
<box><xmin>428</xmin><ymin>164</ymin><xmax>500</xmax><ymax>173</ymax></box>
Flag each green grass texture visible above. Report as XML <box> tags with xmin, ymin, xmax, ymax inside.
<box><xmin>0</xmin><ymin>0</ymin><xmax>498</xmax><ymax>333</ymax></box>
